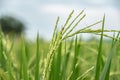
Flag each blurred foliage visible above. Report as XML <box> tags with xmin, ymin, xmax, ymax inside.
<box><xmin>0</xmin><ymin>15</ymin><xmax>25</xmax><ymax>36</ymax></box>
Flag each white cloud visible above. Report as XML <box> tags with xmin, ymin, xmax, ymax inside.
<box><xmin>83</xmin><ymin>0</ymin><xmax>113</xmax><ymax>4</ymax></box>
<box><xmin>39</xmin><ymin>4</ymin><xmax>81</xmax><ymax>15</ymax></box>
<box><xmin>86</xmin><ymin>7</ymin><xmax>120</xmax><ymax>28</ymax></box>
<box><xmin>39</xmin><ymin>4</ymin><xmax>120</xmax><ymax>28</ymax></box>
<box><xmin>92</xmin><ymin>0</ymin><xmax>108</xmax><ymax>3</ymax></box>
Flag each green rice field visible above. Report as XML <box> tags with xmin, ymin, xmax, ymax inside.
<box><xmin>0</xmin><ymin>10</ymin><xmax>120</xmax><ymax>80</ymax></box>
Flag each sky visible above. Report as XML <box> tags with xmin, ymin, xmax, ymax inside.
<box><xmin>0</xmin><ymin>0</ymin><xmax>120</xmax><ymax>40</ymax></box>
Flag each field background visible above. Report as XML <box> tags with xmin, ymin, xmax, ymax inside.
<box><xmin>0</xmin><ymin>0</ymin><xmax>120</xmax><ymax>80</ymax></box>
<box><xmin>0</xmin><ymin>30</ymin><xmax>120</xmax><ymax>80</ymax></box>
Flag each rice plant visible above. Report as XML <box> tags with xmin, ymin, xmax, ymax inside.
<box><xmin>0</xmin><ymin>10</ymin><xmax>120</xmax><ymax>80</ymax></box>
